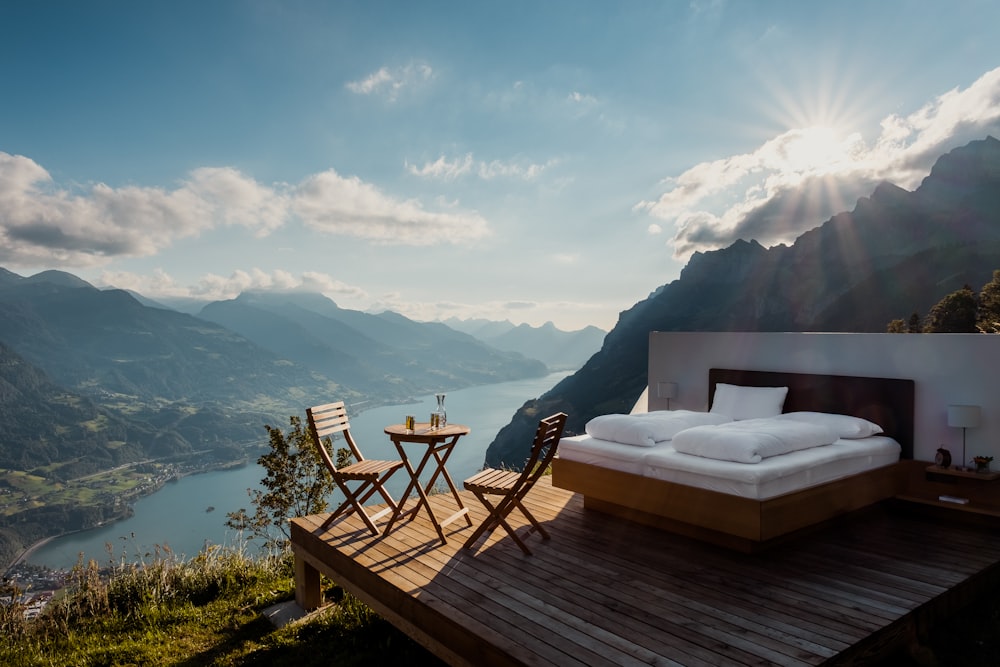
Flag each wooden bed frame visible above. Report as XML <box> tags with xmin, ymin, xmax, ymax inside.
<box><xmin>551</xmin><ymin>368</ymin><xmax>915</xmax><ymax>551</ymax></box>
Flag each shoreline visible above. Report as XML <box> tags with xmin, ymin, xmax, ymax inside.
<box><xmin>5</xmin><ymin>534</ymin><xmax>62</xmax><ymax>573</ymax></box>
<box><xmin>3</xmin><ymin>459</ymin><xmax>253</xmax><ymax>575</ymax></box>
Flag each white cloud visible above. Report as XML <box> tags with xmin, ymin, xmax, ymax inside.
<box><xmin>0</xmin><ymin>153</ymin><xmax>215</xmax><ymax>267</ymax></box>
<box><xmin>346</xmin><ymin>67</ymin><xmax>393</xmax><ymax>95</ymax></box>
<box><xmin>477</xmin><ymin>159</ymin><xmax>553</xmax><ymax>180</ymax></box>
<box><xmin>189</xmin><ymin>268</ymin><xmax>294</xmax><ymax>298</ymax></box>
<box><xmin>637</xmin><ymin>66</ymin><xmax>1000</xmax><ymax>260</ymax></box>
<box><xmin>568</xmin><ymin>91</ymin><xmax>597</xmax><ymax>105</ymax></box>
<box><xmin>185</xmin><ymin>167</ymin><xmax>289</xmax><ymax>236</ymax></box>
<box><xmin>345</xmin><ymin>62</ymin><xmax>434</xmax><ymax>101</ymax></box>
<box><xmin>293</xmin><ymin>169</ymin><xmax>490</xmax><ymax>245</ymax></box>
<box><xmin>407</xmin><ymin>153</ymin><xmax>555</xmax><ymax>181</ymax></box>
<box><xmin>101</xmin><ymin>267</ymin><xmax>369</xmax><ymax>305</ymax></box>
<box><xmin>0</xmin><ymin>152</ymin><xmax>49</xmax><ymax>198</ymax></box>
<box><xmin>299</xmin><ymin>271</ymin><xmax>369</xmax><ymax>300</ymax></box>
<box><xmin>0</xmin><ymin>154</ymin><xmax>492</xmax><ymax>267</ymax></box>
<box><xmin>99</xmin><ymin>268</ymin><xmax>188</xmax><ymax>298</ymax></box>
<box><xmin>690</xmin><ymin>0</ymin><xmax>727</xmax><ymax>19</ymax></box>
<box><xmin>406</xmin><ymin>154</ymin><xmax>475</xmax><ymax>180</ymax></box>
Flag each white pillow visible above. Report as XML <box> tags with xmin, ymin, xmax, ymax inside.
<box><xmin>710</xmin><ymin>383</ymin><xmax>788</xmax><ymax>420</ymax></box>
<box><xmin>585</xmin><ymin>410</ymin><xmax>732</xmax><ymax>447</ymax></box>
<box><xmin>775</xmin><ymin>411</ymin><xmax>883</xmax><ymax>439</ymax></box>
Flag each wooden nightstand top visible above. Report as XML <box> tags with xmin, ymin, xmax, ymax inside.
<box><xmin>925</xmin><ymin>465</ymin><xmax>1000</xmax><ymax>481</ymax></box>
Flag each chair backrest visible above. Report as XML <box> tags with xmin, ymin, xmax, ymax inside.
<box><xmin>305</xmin><ymin>401</ymin><xmax>366</xmax><ymax>474</ymax></box>
<box><xmin>512</xmin><ymin>412</ymin><xmax>568</xmax><ymax>493</ymax></box>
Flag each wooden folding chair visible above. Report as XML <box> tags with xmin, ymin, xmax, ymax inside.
<box><xmin>306</xmin><ymin>401</ymin><xmax>404</xmax><ymax>535</ymax></box>
<box><xmin>462</xmin><ymin>412</ymin><xmax>568</xmax><ymax>555</ymax></box>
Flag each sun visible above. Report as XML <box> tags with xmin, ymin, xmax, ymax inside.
<box><xmin>781</xmin><ymin>125</ymin><xmax>863</xmax><ymax>174</ymax></box>
<box><xmin>749</xmin><ymin>59</ymin><xmax>872</xmax><ymax>175</ymax></box>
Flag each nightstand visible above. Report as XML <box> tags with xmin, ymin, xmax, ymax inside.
<box><xmin>896</xmin><ymin>459</ymin><xmax>1000</xmax><ymax>518</ymax></box>
<box><xmin>925</xmin><ymin>464</ymin><xmax>1000</xmax><ymax>481</ymax></box>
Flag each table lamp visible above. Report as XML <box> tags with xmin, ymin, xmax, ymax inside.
<box><xmin>947</xmin><ymin>404</ymin><xmax>980</xmax><ymax>470</ymax></box>
<box><xmin>656</xmin><ymin>382</ymin><xmax>677</xmax><ymax>410</ymax></box>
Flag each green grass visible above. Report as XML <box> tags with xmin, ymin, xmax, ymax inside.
<box><xmin>1</xmin><ymin>471</ymin><xmax>54</xmax><ymax>494</ymax></box>
<box><xmin>79</xmin><ymin>415</ymin><xmax>110</xmax><ymax>433</ymax></box>
<box><xmin>1</xmin><ymin>545</ymin><xmax>445</xmax><ymax>667</ymax></box>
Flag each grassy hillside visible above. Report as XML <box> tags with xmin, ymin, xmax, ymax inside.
<box><xmin>1</xmin><ymin>547</ymin><xmax>443</xmax><ymax>666</ymax></box>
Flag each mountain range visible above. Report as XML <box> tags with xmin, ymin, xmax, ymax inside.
<box><xmin>0</xmin><ymin>277</ymin><xmax>600</xmax><ymax>477</ymax></box>
<box><xmin>196</xmin><ymin>291</ymin><xmax>549</xmax><ymax>397</ymax></box>
<box><xmin>443</xmin><ymin>317</ymin><xmax>606</xmax><ymax>371</ymax></box>
<box><xmin>484</xmin><ymin>135</ymin><xmax>1000</xmax><ymax>468</ymax></box>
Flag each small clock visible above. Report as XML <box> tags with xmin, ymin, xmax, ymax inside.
<box><xmin>935</xmin><ymin>447</ymin><xmax>952</xmax><ymax>468</ymax></box>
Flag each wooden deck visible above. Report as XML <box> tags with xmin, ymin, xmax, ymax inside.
<box><xmin>290</xmin><ymin>478</ymin><xmax>1000</xmax><ymax>666</ymax></box>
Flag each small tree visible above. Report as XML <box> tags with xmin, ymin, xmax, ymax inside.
<box><xmin>226</xmin><ymin>415</ymin><xmax>339</xmax><ymax>550</ymax></box>
<box><xmin>978</xmin><ymin>270</ymin><xmax>1000</xmax><ymax>333</ymax></box>
<box><xmin>887</xmin><ymin>312</ymin><xmax>925</xmax><ymax>333</ymax></box>
<box><xmin>923</xmin><ymin>285</ymin><xmax>979</xmax><ymax>333</ymax></box>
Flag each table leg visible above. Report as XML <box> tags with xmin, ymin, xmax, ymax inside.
<box><xmin>424</xmin><ymin>436</ymin><xmax>472</xmax><ymax>528</ymax></box>
<box><xmin>407</xmin><ymin>441</ymin><xmax>447</xmax><ymax>542</ymax></box>
<box><xmin>384</xmin><ymin>436</ymin><xmax>451</xmax><ymax>541</ymax></box>
<box><xmin>383</xmin><ymin>439</ymin><xmax>424</xmax><ymax>536</ymax></box>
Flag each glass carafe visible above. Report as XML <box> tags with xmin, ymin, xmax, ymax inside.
<box><xmin>434</xmin><ymin>393</ymin><xmax>447</xmax><ymax>428</ymax></box>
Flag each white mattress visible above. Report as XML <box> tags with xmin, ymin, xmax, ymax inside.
<box><xmin>558</xmin><ymin>434</ymin><xmax>664</xmax><ymax>475</ymax></box>
<box><xmin>558</xmin><ymin>434</ymin><xmax>900</xmax><ymax>500</ymax></box>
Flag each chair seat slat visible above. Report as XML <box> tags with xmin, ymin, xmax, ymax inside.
<box><xmin>464</xmin><ymin>468</ymin><xmax>518</xmax><ymax>492</ymax></box>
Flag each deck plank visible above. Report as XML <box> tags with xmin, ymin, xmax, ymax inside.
<box><xmin>291</xmin><ymin>478</ymin><xmax>1000</xmax><ymax>666</ymax></box>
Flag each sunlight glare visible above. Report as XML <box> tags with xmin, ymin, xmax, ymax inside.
<box><xmin>779</xmin><ymin>126</ymin><xmax>862</xmax><ymax>174</ymax></box>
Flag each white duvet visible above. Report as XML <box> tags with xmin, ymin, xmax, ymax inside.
<box><xmin>671</xmin><ymin>417</ymin><xmax>838</xmax><ymax>463</ymax></box>
<box><xmin>585</xmin><ymin>410</ymin><xmax>732</xmax><ymax>447</ymax></box>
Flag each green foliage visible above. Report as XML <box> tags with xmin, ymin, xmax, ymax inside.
<box><xmin>0</xmin><ymin>546</ymin><xmax>442</xmax><ymax>666</ymax></box>
<box><xmin>890</xmin><ymin>275</ymin><xmax>1000</xmax><ymax>333</ymax></box>
<box><xmin>226</xmin><ymin>415</ymin><xmax>337</xmax><ymax>550</ymax></box>
<box><xmin>0</xmin><ymin>580</ymin><xmax>28</xmax><ymax>644</ymax></box>
<box><xmin>978</xmin><ymin>270</ymin><xmax>1000</xmax><ymax>333</ymax></box>
<box><xmin>924</xmin><ymin>285</ymin><xmax>979</xmax><ymax>332</ymax></box>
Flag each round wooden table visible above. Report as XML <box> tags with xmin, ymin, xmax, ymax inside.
<box><xmin>382</xmin><ymin>423</ymin><xmax>473</xmax><ymax>544</ymax></box>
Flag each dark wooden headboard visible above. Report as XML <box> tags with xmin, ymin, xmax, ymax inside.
<box><xmin>708</xmin><ymin>368</ymin><xmax>915</xmax><ymax>460</ymax></box>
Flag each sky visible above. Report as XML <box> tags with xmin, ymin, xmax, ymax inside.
<box><xmin>2</xmin><ymin>1</ymin><xmax>1000</xmax><ymax>332</ymax></box>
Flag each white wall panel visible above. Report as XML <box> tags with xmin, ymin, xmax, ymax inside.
<box><xmin>647</xmin><ymin>332</ymin><xmax>998</xmax><ymax>463</ymax></box>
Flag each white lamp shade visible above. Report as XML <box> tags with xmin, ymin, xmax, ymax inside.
<box><xmin>947</xmin><ymin>405</ymin><xmax>981</xmax><ymax>429</ymax></box>
<box><xmin>656</xmin><ymin>382</ymin><xmax>678</xmax><ymax>400</ymax></box>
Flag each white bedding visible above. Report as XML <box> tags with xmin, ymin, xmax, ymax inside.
<box><xmin>642</xmin><ymin>436</ymin><xmax>900</xmax><ymax>499</ymax></box>
<box><xmin>671</xmin><ymin>418</ymin><xmax>838</xmax><ymax>463</ymax></box>
<box><xmin>558</xmin><ymin>434</ymin><xmax>901</xmax><ymax>500</ymax></box>
<box><xmin>559</xmin><ymin>434</ymin><xmax>665</xmax><ymax>475</ymax></box>
<box><xmin>585</xmin><ymin>410</ymin><xmax>732</xmax><ymax>447</ymax></box>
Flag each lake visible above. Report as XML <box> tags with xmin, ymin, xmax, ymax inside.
<box><xmin>27</xmin><ymin>371</ymin><xmax>571</xmax><ymax>570</ymax></box>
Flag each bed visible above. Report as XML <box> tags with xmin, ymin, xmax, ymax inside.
<box><xmin>551</xmin><ymin>368</ymin><xmax>915</xmax><ymax>551</ymax></box>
